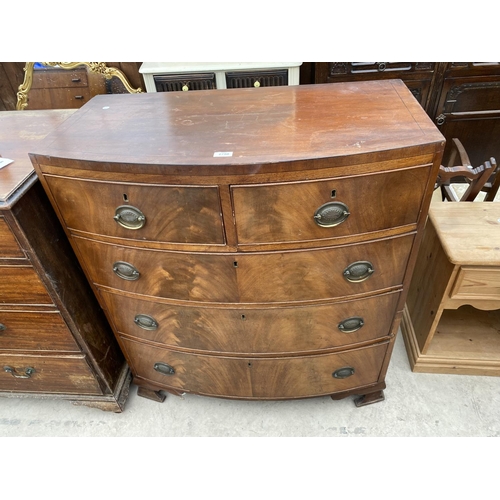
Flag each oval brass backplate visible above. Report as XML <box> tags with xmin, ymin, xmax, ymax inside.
<box><xmin>313</xmin><ymin>201</ymin><xmax>350</xmax><ymax>227</ymax></box>
<box><xmin>134</xmin><ymin>314</ymin><xmax>158</xmax><ymax>330</ymax></box>
<box><xmin>114</xmin><ymin>205</ymin><xmax>146</xmax><ymax>230</ymax></box>
<box><xmin>338</xmin><ymin>317</ymin><xmax>365</xmax><ymax>333</ymax></box>
<box><xmin>112</xmin><ymin>261</ymin><xmax>140</xmax><ymax>281</ymax></box>
<box><xmin>154</xmin><ymin>362</ymin><xmax>175</xmax><ymax>376</ymax></box>
<box><xmin>343</xmin><ymin>261</ymin><xmax>375</xmax><ymax>282</ymax></box>
<box><xmin>332</xmin><ymin>366</ymin><xmax>355</xmax><ymax>379</ymax></box>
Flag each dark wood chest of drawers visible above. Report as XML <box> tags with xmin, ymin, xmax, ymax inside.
<box><xmin>0</xmin><ymin>110</ymin><xmax>129</xmax><ymax>411</ymax></box>
<box><xmin>30</xmin><ymin>81</ymin><xmax>444</xmax><ymax>405</ymax></box>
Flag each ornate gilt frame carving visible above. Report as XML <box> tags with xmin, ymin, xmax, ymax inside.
<box><xmin>16</xmin><ymin>62</ymin><xmax>142</xmax><ymax>110</ymax></box>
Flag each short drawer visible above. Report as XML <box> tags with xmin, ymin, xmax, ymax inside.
<box><xmin>0</xmin><ymin>267</ymin><xmax>53</xmax><ymax>305</ymax></box>
<box><xmin>123</xmin><ymin>337</ymin><xmax>389</xmax><ymax>399</ymax></box>
<box><xmin>153</xmin><ymin>73</ymin><xmax>216</xmax><ymax>92</ymax></box>
<box><xmin>75</xmin><ymin>233</ymin><xmax>414</xmax><ymax>303</ymax></box>
<box><xmin>0</xmin><ymin>354</ymin><xmax>101</xmax><ymax>394</ymax></box>
<box><xmin>100</xmin><ymin>289</ymin><xmax>400</xmax><ymax>354</ymax></box>
<box><xmin>225</xmin><ymin>69</ymin><xmax>288</xmax><ymax>88</ymax></box>
<box><xmin>0</xmin><ymin>311</ymin><xmax>80</xmax><ymax>352</ymax></box>
<box><xmin>231</xmin><ymin>166</ymin><xmax>430</xmax><ymax>244</ymax></box>
<box><xmin>31</xmin><ymin>68</ymin><xmax>88</xmax><ymax>89</ymax></box>
<box><xmin>450</xmin><ymin>267</ymin><xmax>500</xmax><ymax>301</ymax></box>
<box><xmin>44</xmin><ymin>175</ymin><xmax>225</xmax><ymax>245</ymax></box>
<box><xmin>0</xmin><ymin>218</ymin><xmax>25</xmax><ymax>258</ymax></box>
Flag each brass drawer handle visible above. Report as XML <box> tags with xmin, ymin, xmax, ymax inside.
<box><xmin>338</xmin><ymin>317</ymin><xmax>365</xmax><ymax>333</ymax></box>
<box><xmin>313</xmin><ymin>202</ymin><xmax>350</xmax><ymax>227</ymax></box>
<box><xmin>182</xmin><ymin>85</ymin><xmax>189</xmax><ymax>91</ymax></box>
<box><xmin>343</xmin><ymin>261</ymin><xmax>375</xmax><ymax>282</ymax></box>
<box><xmin>333</xmin><ymin>366</ymin><xmax>355</xmax><ymax>379</ymax></box>
<box><xmin>134</xmin><ymin>314</ymin><xmax>158</xmax><ymax>330</ymax></box>
<box><xmin>154</xmin><ymin>362</ymin><xmax>175</xmax><ymax>376</ymax></box>
<box><xmin>4</xmin><ymin>366</ymin><xmax>35</xmax><ymax>379</ymax></box>
<box><xmin>436</xmin><ymin>114</ymin><xmax>446</xmax><ymax>126</ymax></box>
<box><xmin>254</xmin><ymin>81</ymin><xmax>261</xmax><ymax>88</ymax></box>
<box><xmin>113</xmin><ymin>261</ymin><xmax>140</xmax><ymax>281</ymax></box>
<box><xmin>114</xmin><ymin>205</ymin><xmax>146</xmax><ymax>230</ymax></box>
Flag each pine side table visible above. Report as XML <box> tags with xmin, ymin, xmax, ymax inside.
<box><xmin>402</xmin><ymin>202</ymin><xmax>500</xmax><ymax>375</ymax></box>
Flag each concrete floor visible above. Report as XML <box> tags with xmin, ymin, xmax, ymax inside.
<box><xmin>1</xmin><ymin>332</ymin><xmax>500</xmax><ymax>437</ymax></box>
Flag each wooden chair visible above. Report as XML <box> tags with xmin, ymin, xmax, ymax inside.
<box><xmin>437</xmin><ymin>138</ymin><xmax>497</xmax><ymax>202</ymax></box>
<box><xmin>482</xmin><ymin>160</ymin><xmax>500</xmax><ymax>201</ymax></box>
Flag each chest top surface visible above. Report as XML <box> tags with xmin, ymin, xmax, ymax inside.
<box><xmin>31</xmin><ymin>80</ymin><xmax>444</xmax><ymax>170</ymax></box>
<box><xmin>0</xmin><ymin>109</ymin><xmax>75</xmax><ymax>206</ymax></box>
<box><xmin>429</xmin><ymin>203</ymin><xmax>500</xmax><ymax>265</ymax></box>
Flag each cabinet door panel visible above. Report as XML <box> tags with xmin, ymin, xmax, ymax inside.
<box><xmin>436</xmin><ymin>76</ymin><xmax>500</xmax><ymax>166</ymax></box>
<box><xmin>44</xmin><ymin>175</ymin><xmax>225</xmax><ymax>245</ymax></box>
<box><xmin>232</xmin><ymin>166</ymin><xmax>430</xmax><ymax>244</ymax></box>
<box><xmin>100</xmin><ymin>289</ymin><xmax>400</xmax><ymax>354</ymax></box>
<box><xmin>74</xmin><ymin>233</ymin><xmax>414</xmax><ymax>303</ymax></box>
<box><xmin>123</xmin><ymin>337</ymin><xmax>389</xmax><ymax>399</ymax></box>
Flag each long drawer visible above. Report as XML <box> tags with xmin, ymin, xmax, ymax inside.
<box><xmin>0</xmin><ymin>218</ymin><xmax>25</xmax><ymax>258</ymax></box>
<box><xmin>0</xmin><ymin>267</ymin><xmax>54</xmax><ymax>304</ymax></box>
<box><xmin>231</xmin><ymin>165</ymin><xmax>431</xmax><ymax>244</ymax></box>
<box><xmin>43</xmin><ymin>175</ymin><xmax>225</xmax><ymax>245</ymax></box>
<box><xmin>100</xmin><ymin>289</ymin><xmax>400</xmax><ymax>355</ymax></box>
<box><xmin>121</xmin><ymin>336</ymin><xmax>390</xmax><ymax>399</ymax></box>
<box><xmin>0</xmin><ymin>353</ymin><xmax>102</xmax><ymax>394</ymax></box>
<box><xmin>75</xmin><ymin>233</ymin><xmax>414</xmax><ymax>303</ymax></box>
<box><xmin>0</xmin><ymin>311</ymin><xmax>80</xmax><ymax>352</ymax></box>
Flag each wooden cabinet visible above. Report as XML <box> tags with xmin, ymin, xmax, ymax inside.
<box><xmin>402</xmin><ymin>203</ymin><xmax>500</xmax><ymax>376</ymax></box>
<box><xmin>314</xmin><ymin>62</ymin><xmax>500</xmax><ymax>166</ymax></box>
<box><xmin>432</xmin><ymin>63</ymin><xmax>500</xmax><ymax>167</ymax></box>
<box><xmin>314</xmin><ymin>62</ymin><xmax>437</xmax><ymax>110</ymax></box>
<box><xmin>30</xmin><ymin>81</ymin><xmax>444</xmax><ymax>406</ymax></box>
<box><xmin>0</xmin><ymin>110</ymin><xmax>130</xmax><ymax>411</ymax></box>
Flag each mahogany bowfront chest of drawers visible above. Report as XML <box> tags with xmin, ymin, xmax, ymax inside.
<box><xmin>30</xmin><ymin>81</ymin><xmax>444</xmax><ymax>406</ymax></box>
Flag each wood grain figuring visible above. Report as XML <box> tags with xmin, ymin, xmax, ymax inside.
<box><xmin>232</xmin><ymin>166</ymin><xmax>430</xmax><ymax>244</ymax></box>
<box><xmin>99</xmin><ymin>289</ymin><xmax>400</xmax><ymax>355</ymax></box>
<box><xmin>43</xmin><ymin>175</ymin><xmax>225</xmax><ymax>244</ymax></box>
<box><xmin>31</xmin><ymin>81</ymin><xmax>444</xmax><ymax>168</ymax></box>
<box><xmin>0</xmin><ymin>353</ymin><xmax>101</xmax><ymax>394</ymax></box>
<box><xmin>122</xmin><ymin>336</ymin><xmax>389</xmax><ymax>399</ymax></box>
<box><xmin>0</xmin><ymin>218</ymin><xmax>25</xmax><ymax>258</ymax></box>
<box><xmin>74</xmin><ymin>234</ymin><xmax>414</xmax><ymax>303</ymax></box>
<box><xmin>0</xmin><ymin>311</ymin><xmax>80</xmax><ymax>352</ymax></box>
<box><xmin>0</xmin><ymin>267</ymin><xmax>54</xmax><ymax>304</ymax></box>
